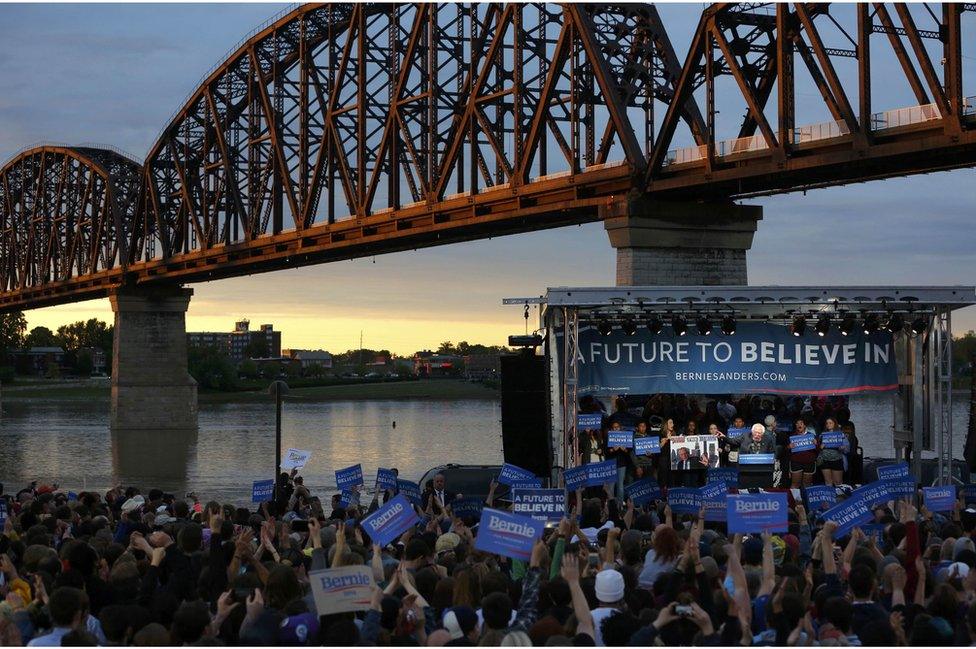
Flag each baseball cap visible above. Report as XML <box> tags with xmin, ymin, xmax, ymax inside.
<box><xmin>594</xmin><ymin>569</ymin><xmax>625</xmax><ymax>603</ymax></box>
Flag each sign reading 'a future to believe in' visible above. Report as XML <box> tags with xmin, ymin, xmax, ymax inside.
<box><xmin>564</xmin><ymin>322</ymin><xmax>897</xmax><ymax>395</ymax></box>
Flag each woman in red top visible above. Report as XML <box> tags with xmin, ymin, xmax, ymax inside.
<box><xmin>787</xmin><ymin>417</ymin><xmax>819</xmax><ymax>488</ymax></box>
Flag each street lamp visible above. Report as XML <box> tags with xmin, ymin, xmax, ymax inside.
<box><xmin>268</xmin><ymin>380</ymin><xmax>289</xmax><ymax>500</ymax></box>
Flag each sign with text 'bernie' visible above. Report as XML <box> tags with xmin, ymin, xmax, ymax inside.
<box><xmin>739</xmin><ymin>453</ymin><xmax>775</xmax><ymax>465</ymax></box>
<box><xmin>607</xmin><ymin>430</ymin><xmax>634</xmax><ymax>449</ymax></box>
<box><xmin>667</xmin><ymin>487</ymin><xmax>701</xmax><ymax>515</ymax></box>
<box><xmin>498</xmin><ymin>463</ymin><xmax>537</xmax><ymax>487</ymax></box>
<box><xmin>876</xmin><ymin>462</ymin><xmax>910</xmax><ymax>481</ymax></box>
<box><xmin>923</xmin><ymin>485</ymin><xmax>957</xmax><ymax>513</ymax></box>
<box><xmin>280</xmin><ymin>448</ymin><xmax>312</xmax><ymax>470</ymax></box>
<box><xmin>821</xmin><ymin>432</ymin><xmax>847</xmax><ymax>449</ymax></box>
<box><xmin>821</xmin><ymin>491</ymin><xmax>873</xmax><ymax>538</ymax></box>
<box><xmin>804</xmin><ymin>485</ymin><xmax>836</xmax><ymax>511</ymax></box>
<box><xmin>512</xmin><ymin>489</ymin><xmax>566</xmax><ymax>522</ymax></box>
<box><xmin>252</xmin><ymin>479</ymin><xmax>274</xmax><ymax>503</ymax></box>
<box><xmin>577</xmin><ymin>413</ymin><xmax>603</xmax><ymax>430</ymax></box>
<box><xmin>634</xmin><ymin>436</ymin><xmax>660</xmax><ymax>455</ymax></box>
<box><xmin>309</xmin><ymin>566</ymin><xmax>373</xmax><ymax>616</ymax></box>
<box><xmin>727</xmin><ymin>493</ymin><xmax>788</xmax><ymax>533</ymax></box>
<box><xmin>625</xmin><ymin>479</ymin><xmax>661</xmax><ymax>506</ymax></box>
<box><xmin>790</xmin><ymin>434</ymin><xmax>816</xmax><ymax>453</ymax></box>
<box><xmin>336</xmin><ymin>464</ymin><xmax>364</xmax><ymax>490</ymax></box>
<box><xmin>376</xmin><ymin>468</ymin><xmax>398</xmax><ymax>490</ymax></box>
<box><xmin>361</xmin><ymin>495</ymin><xmax>419</xmax><ymax>547</ymax></box>
<box><xmin>563</xmin><ymin>466</ymin><xmax>587</xmax><ymax>490</ymax></box>
<box><xmin>585</xmin><ymin>460</ymin><xmax>617</xmax><ymax>487</ymax></box>
<box><xmin>701</xmin><ymin>481</ymin><xmax>728</xmax><ymax>523</ymax></box>
<box><xmin>708</xmin><ymin>467</ymin><xmax>739</xmax><ymax>490</ymax></box>
<box><xmin>474</xmin><ymin>508</ymin><xmax>544</xmax><ymax>561</ymax></box>
<box><xmin>396</xmin><ymin>479</ymin><xmax>422</xmax><ymax>507</ymax></box>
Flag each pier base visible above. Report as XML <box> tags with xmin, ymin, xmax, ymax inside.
<box><xmin>110</xmin><ymin>286</ymin><xmax>197</xmax><ymax>432</ymax></box>
<box><xmin>602</xmin><ymin>197</ymin><xmax>762</xmax><ymax>286</ymax></box>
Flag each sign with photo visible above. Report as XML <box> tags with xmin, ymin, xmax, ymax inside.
<box><xmin>669</xmin><ymin>435</ymin><xmax>720</xmax><ymax>470</ymax></box>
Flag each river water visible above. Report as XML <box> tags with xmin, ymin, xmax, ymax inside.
<box><xmin>0</xmin><ymin>394</ymin><xmax>969</xmax><ymax>505</ymax></box>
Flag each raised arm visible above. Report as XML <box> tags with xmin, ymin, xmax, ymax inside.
<box><xmin>561</xmin><ymin>553</ymin><xmax>594</xmax><ymax>639</ymax></box>
<box><xmin>759</xmin><ymin>531</ymin><xmax>776</xmax><ymax>597</ymax></box>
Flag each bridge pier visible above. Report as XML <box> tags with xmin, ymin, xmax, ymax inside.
<box><xmin>110</xmin><ymin>286</ymin><xmax>197</xmax><ymax>432</ymax></box>
<box><xmin>602</xmin><ymin>197</ymin><xmax>762</xmax><ymax>286</ymax></box>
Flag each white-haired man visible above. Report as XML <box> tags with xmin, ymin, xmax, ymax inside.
<box><xmin>741</xmin><ymin>423</ymin><xmax>775</xmax><ymax>455</ymax></box>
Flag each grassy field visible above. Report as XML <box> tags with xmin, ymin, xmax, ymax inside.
<box><xmin>0</xmin><ymin>378</ymin><xmax>499</xmax><ymax>403</ymax></box>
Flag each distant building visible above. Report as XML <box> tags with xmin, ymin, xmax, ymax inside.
<box><xmin>78</xmin><ymin>347</ymin><xmax>107</xmax><ymax>374</ymax></box>
<box><xmin>283</xmin><ymin>349</ymin><xmax>333</xmax><ymax>370</ymax></box>
<box><xmin>463</xmin><ymin>353</ymin><xmax>500</xmax><ymax>380</ymax></box>
<box><xmin>188</xmin><ymin>319</ymin><xmax>281</xmax><ymax>364</ymax></box>
<box><xmin>413</xmin><ymin>350</ymin><xmax>460</xmax><ymax>377</ymax></box>
<box><xmin>9</xmin><ymin>347</ymin><xmax>65</xmax><ymax>375</ymax></box>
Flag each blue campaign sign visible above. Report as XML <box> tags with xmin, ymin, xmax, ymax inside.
<box><xmin>634</xmin><ymin>436</ymin><xmax>660</xmax><ymax>455</ymax></box>
<box><xmin>376</xmin><ymin>468</ymin><xmax>398</xmax><ymax>490</ymax></box>
<box><xmin>585</xmin><ymin>460</ymin><xmax>617</xmax><ymax>487</ymax></box>
<box><xmin>361</xmin><ymin>495</ymin><xmax>420</xmax><ymax>547</ymax></box>
<box><xmin>339</xmin><ymin>490</ymin><xmax>353</xmax><ymax>508</ymax></box>
<box><xmin>739</xmin><ymin>453</ymin><xmax>775</xmax><ymax>465</ymax></box>
<box><xmin>512</xmin><ymin>489</ymin><xmax>566</xmax><ymax>522</ymax></box>
<box><xmin>923</xmin><ymin>485</ymin><xmax>956</xmax><ymax>512</ymax></box>
<box><xmin>963</xmin><ymin>485</ymin><xmax>976</xmax><ymax>504</ymax></box>
<box><xmin>510</xmin><ymin>479</ymin><xmax>543</xmax><ymax>489</ymax></box>
<box><xmin>498</xmin><ymin>463</ymin><xmax>537</xmax><ymax>486</ymax></box>
<box><xmin>790</xmin><ymin>434</ymin><xmax>816</xmax><ymax>452</ymax></box>
<box><xmin>726</xmin><ymin>427</ymin><xmax>751</xmax><ymax>441</ymax></box>
<box><xmin>252</xmin><ymin>479</ymin><xmax>274</xmax><ymax>503</ymax></box>
<box><xmin>805</xmin><ymin>485</ymin><xmax>836</xmax><ymax>510</ymax></box>
<box><xmin>876</xmin><ymin>462</ymin><xmax>910</xmax><ymax>481</ymax></box>
<box><xmin>396</xmin><ymin>479</ymin><xmax>422</xmax><ymax>506</ymax></box>
<box><xmin>577</xmin><ymin>413</ymin><xmax>603</xmax><ymax>430</ymax></box>
<box><xmin>607</xmin><ymin>430</ymin><xmax>634</xmax><ymax>448</ymax></box>
<box><xmin>728</xmin><ymin>493</ymin><xmax>788</xmax><ymax>533</ymax></box>
<box><xmin>701</xmin><ymin>482</ymin><xmax>728</xmax><ymax>523</ymax></box>
<box><xmin>451</xmin><ymin>498</ymin><xmax>484</xmax><ymax>520</ymax></box>
<box><xmin>708</xmin><ymin>467</ymin><xmax>739</xmax><ymax>489</ymax></box>
<box><xmin>474</xmin><ymin>508</ymin><xmax>544</xmax><ymax>561</ymax></box>
<box><xmin>853</xmin><ymin>481</ymin><xmax>891</xmax><ymax>509</ymax></box>
<box><xmin>336</xmin><ymin>464</ymin><xmax>364</xmax><ymax>490</ymax></box>
<box><xmin>821</xmin><ymin>492</ymin><xmax>873</xmax><ymax>538</ymax></box>
<box><xmin>861</xmin><ymin>523</ymin><xmax>885</xmax><ymax>545</ymax></box>
<box><xmin>884</xmin><ymin>478</ymin><xmax>916</xmax><ymax>499</ymax></box>
<box><xmin>561</xmin><ymin>321</ymin><xmax>898</xmax><ymax>395</ymax></box>
<box><xmin>564</xmin><ymin>465</ymin><xmax>588</xmax><ymax>490</ymax></box>
<box><xmin>821</xmin><ymin>432</ymin><xmax>847</xmax><ymax>449</ymax></box>
<box><xmin>625</xmin><ymin>479</ymin><xmax>662</xmax><ymax>506</ymax></box>
<box><xmin>668</xmin><ymin>487</ymin><xmax>701</xmax><ymax>515</ymax></box>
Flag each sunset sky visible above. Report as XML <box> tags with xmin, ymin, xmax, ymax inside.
<box><xmin>2</xmin><ymin>4</ymin><xmax>974</xmax><ymax>356</ymax></box>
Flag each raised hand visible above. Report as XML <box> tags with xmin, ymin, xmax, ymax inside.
<box><xmin>560</xmin><ymin>553</ymin><xmax>580</xmax><ymax>584</ymax></box>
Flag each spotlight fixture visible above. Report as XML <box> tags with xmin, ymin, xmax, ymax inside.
<box><xmin>621</xmin><ymin>319</ymin><xmax>637</xmax><ymax>336</ymax></box>
<box><xmin>721</xmin><ymin>315</ymin><xmax>737</xmax><ymax>335</ymax></box>
<box><xmin>815</xmin><ymin>314</ymin><xmax>831</xmax><ymax>337</ymax></box>
<box><xmin>910</xmin><ymin>317</ymin><xmax>927</xmax><ymax>335</ymax></box>
<box><xmin>672</xmin><ymin>315</ymin><xmax>687</xmax><ymax>337</ymax></box>
<box><xmin>597</xmin><ymin>320</ymin><xmax>613</xmax><ymax>336</ymax></box>
<box><xmin>647</xmin><ymin>316</ymin><xmax>664</xmax><ymax>335</ymax></box>
<box><xmin>790</xmin><ymin>315</ymin><xmax>806</xmax><ymax>337</ymax></box>
<box><xmin>861</xmin><ymin>313</ymin><xmax>880</xmax><ymax>334</ymax></box>
<box><xmin>885</xmin><ymin>313</ymin><xmax>904</xmax><ymax>334</ymax></box>
<box><xmin>839</xmin><ymin>314</ymin><xmax>857</xmax><ymax>336</ymax></box>
<box><xmin>696</xmin><ymin>315</ymin><xmax>713</xmax><ymax>336</ymax></box>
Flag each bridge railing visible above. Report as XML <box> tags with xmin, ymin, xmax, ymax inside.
<box><xmin>792</xmin><ymin>119</ymin><xmax>851</xmax><ymax>144</ymax></box>
<box><xmin>964</xmin><ymin>96</ymin><xmax>976</xmax><ymax>117</ymax></box>
<box><xmin>716</xmin><ymin>134</ymin><xmax>768</xmax><ymax>156</ymax></box>
<box><xmin>871</xmin><ymin>103</ymin><xmax>940</xmax><ymax>130</ymax></box>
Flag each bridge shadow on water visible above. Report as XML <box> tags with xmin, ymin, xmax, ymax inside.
<box><xmin>111</xmin><ymin>427</ymin><xmax>198</xmax><ymax>495</ymax></box>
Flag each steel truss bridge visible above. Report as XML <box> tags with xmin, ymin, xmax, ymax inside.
<box><xmin>1</xmin><ymin>2</ymin><xmax>975</xmax><ymax>311</ymax></box>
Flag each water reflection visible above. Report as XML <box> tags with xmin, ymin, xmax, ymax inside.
<box><xmin>111</xmin><ymin>426</ymin><xmax>198</xmax><ymax>495</ymax></box>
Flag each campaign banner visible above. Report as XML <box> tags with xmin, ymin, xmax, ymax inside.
<box><xmin>376</xmin><ymin>468</ymin><xmax>398</xmax><ymax>490</ymax></box>
<box><xmin>804</xmin><ymin>485</ymin><xmax>836</xmax><ymax>510</ymax></box>
<box><xmin>884</xmin><ymin>478</ymin><xmax>916</xmax><ymax>499</ymax></box>
<box><xmin>853</xmin><ymin>481</ymin><xmax>890</xmax><ymax>509</ymax></box>
<box><xmin>474</xmin><ymin>508</ymin><xmax>544</xmax><ymax>561</ymax></box>
<box><xmin>923</xmin><ymin>485</ymin><xmax>956</xmax><ymax>512</ymax></box>
<box><xmin>727</xmin><ymin>493</ymin><xmax>788</xmax><ymax>533</ymax></box>
<box><xmin>668</xmin><ymin>487</ymin><xmax>701</xmax><ymax>515</ymax></box>
<box><xmin>498</xmin><ymin>463</ymin><xmax>537</xmax><ymax>486</ymax></box>
<box><xmin>512</xmin><ymin>489</ymin><xmax>566</xmax><ymax>522</ymax></box>
<box><xmin>861</xmin><ymin>523</ymin><xmax>885</xmax><ymax>545</ymax></box>
<box><xmin>361</xmin><ymin>494</ymin><xmax>419</xmax><ymax>546</ymax></box>
<box><xmin>336</xmin><ymin>464</ymin><xmax>364</xmax><ymax>490</ymax></box>
<box><xmin>821</xmin><ymin>432</ymin><xmax>847</xmax><ymax>449</ymax></box>
<box><xmin>739</xmin><ymin>453</ymin><xmax>775</xmax><ymax>465</ymax></box>
<box><xmin>563</xmin><ymin>321</ymin><xmax>898</xmax><ymax>395</ymax></box>
<box><xmin>625</xmin><ymin>479</ymin><xmax>662</xmax><ymax>506</ymax></box>
<box><xmin>790</xmin><ymin>434</ymin><xmax>816</xmax><ymax>452</ymax></box>
<box><xmin>963</xmin><ymin>484</ymin><xmax>976</xmax><ymax>504</ymax></box>
<box><xmin>876</xmin><ymin>462</ymin><xmax>910</xmax><ymax>481</ymax></box>
<box><xmin>309</xmin><ymin>566</ymin><xmax>373</xmax><ymax>616</ymax></box>
<box><xmin>252</xmin><ymin>479</ymin><xmax>274</xmax><ymax>503</ymax></box>
<box><xmin>726</xmin><ymin>427</ymin><xmax>751</xmax><ymax>441</ymax></box>
<box><xmin>281</xmin><ymin>448</ymin><xmax>312</xmax><ymax>470</ymax></box>
<box><xmin>585</xmin><ymin>460</ymin><xmax>618</xmax><ymax>487</ymax></box>
<box><xmin>510</xmin><ymin>479</ymin><xmax>543</xmax><ymax>489</ymax></box>
<box><xmin>338</xmin><ymin>490</ymin><xmax>353</xmax><ymax>508</ymax></box>
<box><xmin>451</xmin><ymin>498</ymin><xmax>484</xmax><ymax>520</ymax></box>
<box><xmin>701</xmin><ymin>482</ymin><xmax>728</xmax><ymax>523</ymax></box>
<box><xmin>564</xmin><ymin>465</ymin><xmax>588</xmax><ymax>490</ymax></box>
<box><xmin>821</xmin><ymin>492</ymin><xmax>873</xmax><ymax>538</ymax></box>
<box><xmin>708</xmin><ymin>467</ymin><xmax>739</xmax><ymax>490</ymax></box>
<box><xmin>607</xmin><ymin>430</ymin><xmax>634</xmax><ymax>449</ymax></box>
<box><xmin>396</xmin><ymin>479</ymin><xmax>422</xmax><ymax>506</ymax></box>
<box><xmin>634</xmin><ymin>436</ymin><xmax>660</xmax><ymax>455</ymax></box>
<box><xmin>577</xmin><ymin>413</ymin><xmax>603</xmax><ymax>430</ymax></box>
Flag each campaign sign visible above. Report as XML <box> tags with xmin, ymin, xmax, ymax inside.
<box><xmin>563</xmin><ymin>465</ymin><xmax>588</xmax><ymax>490</ymax></box>
<box><xmin>821</xmin><ymin>432</ymin><xmax>847</xmax><ymax>449</ymax></box>
<box><xmin>876</xmin><ymin>462</ymin><xmax>910</xmax><ymax>481</ymax></box>
<box><xmin>884</xmin><ymin>478</ymin><xmax>916</xmax><ymax>499</ymax></box>
<box><xmin>726</xmin><ymin>427</ymin><xmax>751</xmax><ymax>441</ymax></box>
<box><xmin>607</xmin><ymin>430</ymin><xmax>634</xmax><ymax>449</ymax></box>
<box><xmin>361</xmin><ymin>495</ymin><xmax>419</xmax><ymax>546</ymax></box>
<box><xmin>923</xmin><ymin>485</ymin><xmax>956</xmax><ymax>513</ymax></box>
<box><xmin>510</xmin><ymin>479</ymin><xmax>543</xmax><ymax>489</ymax></box>
<box><xmin>451</xmin><ymin>498</ymin><xmax>484</xmax><ymax>520</ymax></box>
<box><xmin>0</xmin><ymin>502</ymin><xmax>6</xmax><ymax>528</ymax></box>
<box><xmin>727</xmin><ymin>493</ymin><xmax>788</xmax><ymax>533</ymax></box>
<box><xmin>708</xmin><ymin>467</ymin><xmax>739</xmax><ymax>490</ymax></box>
<box><xmin>963</xmin><ymin>484</ymin><xmax>976</xmax><ymax>504</ymax></box>
<box><xmin>252</xmin><ymin>479</ymin><xmax>274</xmax><ymax>503</ymax></box>
<box><xmin>474</xmin><ymin>508</ymin><xmax>544</xmax><ymax>561</ymax></box>
<box><xmin>281</xmin><ymin>448</ymin><xmax>312</xmax><ymax>470</ymax></box>
<box><xmin>396</xmin><ymin>479</ymin><xmax>422</xmax><ymax>506</ymax></box>
<box><xmin>701</xmin><ymin>482</ymin><xmax>728</xmax><ymax>523</ymax></box>
<box><xmin>498</xmin><ymin>463</ymin><xmax>537</xmax><ymax>486</ymax></box>
<box><xmin>739</xmin><ymin>453</ymin><xmax>775</xmax><ymax>465</ymax></box>
<box><xmin>512</xmin><ymin>489</ymin><xmax>566</xmax><ymax>522</ymax></box>
<box><xmin>790</xmin><ymin>434</ymin><xmax>816</xmax><ymax>452</ymax></box>
<box><xmin>577</xmin><ymin>413</ymin><xmax>603</xmax><ymax>430</ymax></box>
<box><xmin>309</xmin><ymin>565</ymin><xmax>374</xmax><ymax>616</ymax></box>
<box><xmin>668</xmin><ymin>487</ymin><xmax>701</xmax><ymax>515</ymax></box>
<box><xmin>821</xmin><ymin>492</ymin><xmax>873</xmax><ymax>538</ymax></box>
<box><xmin>625</xmin><ymin>479</ymin><xmax>661</xmax><ymax>506</ymax></box>
<box><xmin>854</xmin><ymin>481</ymin><xmax>891</xmax><ymax>509</ymax></box>
<box><xmin>861</xmin><ymin>523</ymin><xmax>885</xmax><ymax>545</ymax></box>
<box><xmin>634</xmin><ymin>436</ymin><xmax>660</xmax><ymax>455</ymax></box>
<box><xmin>804</xmin><ymin>485</ymin><xmax>836</xmax><ymax>510</ymax></box>
<box><xmin>336</xmin><ymin>464</ymin><xmax>364</xmax><ymax>490</ymax></box>
<box><xmin>376</xmin><ymin>468</ymin><xmax>398</xmax><ymax>490</ymax></box>
<box><xmin>585</xmin><ymin>460</ymin><xmax>618</xmax><ymax>487</ymax></box>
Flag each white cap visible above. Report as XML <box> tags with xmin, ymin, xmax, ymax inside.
<box><xmin>594</xmin><ymin>569</ymin><xmax>625</xmax><ymax>603</ymax></box>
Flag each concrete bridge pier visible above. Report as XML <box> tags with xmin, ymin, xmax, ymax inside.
<box><xmin>110</xmin><ymin>286</ymin><xmax>198</xmax><ymax>432</ymax></box>
<box><xmin>602</xmin><ymin>196</ymin><xmax>763</xmax><ymax>286</ymax></box>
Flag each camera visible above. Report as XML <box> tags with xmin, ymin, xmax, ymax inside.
<box><xmin>674</xmin><ymin>604</ymin><xmax>693</xmax><ymax>617</ymax></box>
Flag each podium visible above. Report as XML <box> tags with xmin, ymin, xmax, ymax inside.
<box><xmin>738</xmin><ymin>453</ymin><xmax>775</xmax><ymax>488</ymax></box>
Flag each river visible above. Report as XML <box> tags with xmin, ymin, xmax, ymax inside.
<box><xmin>0</xmin><ymin>394</ymin><xmax>969</xmax><ymax>504</ymax></box>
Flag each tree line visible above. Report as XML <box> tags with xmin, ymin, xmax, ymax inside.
<box><xmin>0</xmin><ymin>312</ymin><xmax>113</xmax><ymax>378</ymax></box>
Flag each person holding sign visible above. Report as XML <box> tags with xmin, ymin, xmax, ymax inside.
<box><xmin>817</xmin><ymin>417</ymin><xmax>849</xmax><ymax>487</ymax></box>
<box><xmin>658</xmin><ymin>417</ymin><xmax>677</xmax><ymax>487</ymax></box>
<box><xmin>606</xmin><ymin>422</ymin><xmax>633</xmax><ymax>499</ymax></box>
<box><xmin>630</xmin><ymin>421</ymin><xmax>657</xmax><ymax>483</ymax></box>
<box><xmin>787</xmin><ymin>417</ymin><xmax>819</xmax><ymax>488</ymax></box>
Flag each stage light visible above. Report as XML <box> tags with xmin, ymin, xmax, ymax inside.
<box><xmin>790</xmin><ymin>315</ymin><xmax>806</xmax><ymax>337</ymax></box>
<box><xmin>597</xmin><ymin>321</ymin><xmax>613</xmax><ymax>336</ymax></box>
<box><xmin>862</xmin><ymin>313</ymin><xmax>880</xmax><ymax>334</ymax></box>
<box><xmin>647</xmin><ymin>316</ymin><xmax>663</xmax><ymax>335</ymax></box>
<box><xmin>815</xmin><ymin>314</ymin><xmax>831</xmax><ymax>337</ymax></box>
<box><xmin>696</xmin><ymin>315</ymin><xmax>712</xmax><ymax>336</ymax></box>
<box><xmin>721</xmin><ymin>315</ymin><xmax>737</xmax><ymax>335</ymax></box>
<box><xmin>672</xmin><ymin>315</ymin><xmax>687</xmax><ymax>337</ymax></box>
<box><xmin>885</xmin><ymin>313</ymin><xmax>904</xmax><ymax>334</ymax></box>
<box><xmin>839</xmin><ymin>314</ymin><xmax>856</xmax><ymax>336</ymax></box>
<box><xmin>621</xmin><ymin>319</ymin><xmax>637</xmax><ymax>336</ymax></box>
<box><xmin>911</xmin><ymin>317</ymin><xmax>927</xmax><ymax>335</ymax></box>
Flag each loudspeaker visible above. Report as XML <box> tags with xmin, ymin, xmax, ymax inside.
<box><xmin>500</xmin><ymin>352</ymin><xmax>552</xmax><ymax>478</ymax></box>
